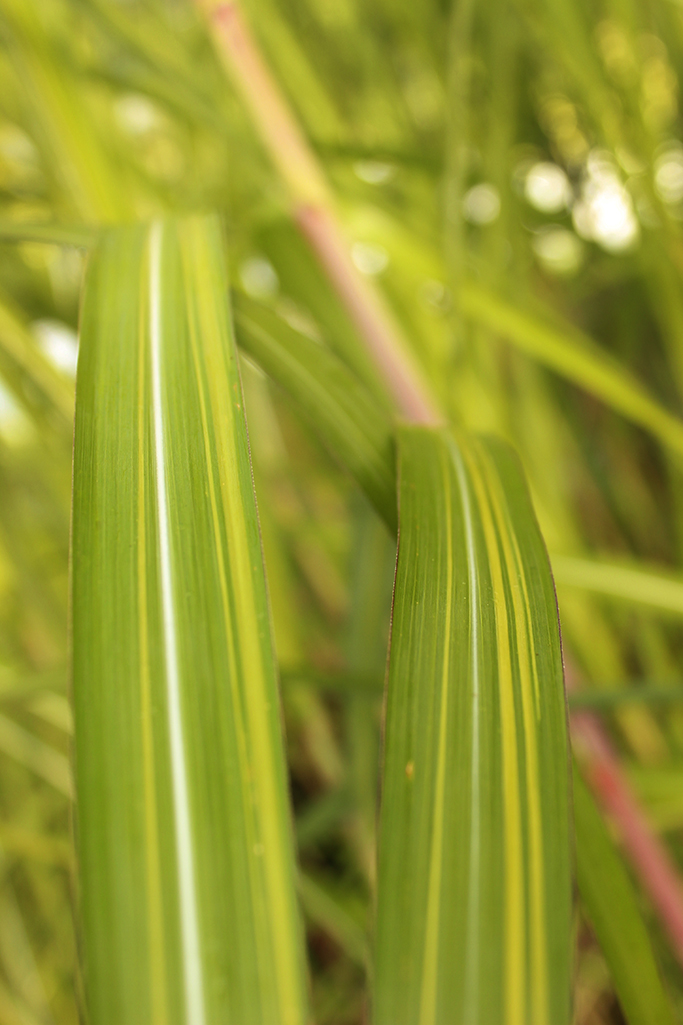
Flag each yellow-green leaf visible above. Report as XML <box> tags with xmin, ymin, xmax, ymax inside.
<box><xmin>374</xmin><ymin>426</ymin><xmax>571</xmax><ymax>1025</ymax></box>
<box><xmin>71</xmin><ymin>215</ymin><xmax>308</xmax><ymax>1025</ymax></box>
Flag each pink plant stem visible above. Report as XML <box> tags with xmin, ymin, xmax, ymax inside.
<box><xmin>295</xmin><ymin>205</ymin><xmax>438</xmax><ymax>423</ymax></box>
<box><xmin>205</xmin><ymin>1</ymin><xmax>441</xmax><ymax>426</ymax></box>
<box><xmin>200</xmin><ymin>0</ymin><xmax>683</xmax><ymax>966</ymax></box>
<box><xmin>572</xmin><ymin>709</ymin><xmax>683</xmax><ymax>968</ymax></box>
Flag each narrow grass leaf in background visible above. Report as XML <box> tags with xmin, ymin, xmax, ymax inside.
<box><xmin>460</xmin><ymin>282</ymin><xmax>683</xmax><ymax>461</ymax></box>
<box><xmin>256</xmin><ymin>219</ymin><xmax>393</xmax><ymax>407</ymax></box>
<box><xmin>71</xmin><ymin>214</ymin><xmax>308</xmax><ymax>1025</ymax></box>
<box><xmin>573</xmin><ymin>767</ymin><xmax>675</xmax><ymax>1025</ymax></box>
<box><xmin>374</xmin><ymin>426</ymin><xmax>571</xmax><ymax>1025</ymax></box>
<box><xmin>0</xmin><ymin>296</ymin><xmax>74</xmax><ymax>435</ymax></box>
<box><xmin>234</xmin><ymin>293</ymin><xmax>396</xmax><ymax>530</ymax></box>
<box><xmin>553</xmin><ymin>555</ymin><xmax>683</xmax><ymax>619</ymax></box>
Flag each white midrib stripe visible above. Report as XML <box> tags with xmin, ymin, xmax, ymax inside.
<box><xmin>452</xmin><ymin>442</ymin><xmax>480</xmax><ymax>1025</ymax></box>
<box><xmin>149</xmin><ymin>223</ymin><xmax>206</xmax><ymax>1025</ymax></box>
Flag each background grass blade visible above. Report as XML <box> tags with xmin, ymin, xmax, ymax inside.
<box><xmin>234</xmin><ymin>293</ymin><xmax>396</xmax><ymax>530</ymax></box>
<box><xmin>71</xmin><ymin>214</ymin><xmax>308</xmax><ymax>1025</ymax></box>
<box><xmin>0</xmin><ymin>296</ymin><xmax>74</xmax><ymax>435</ymax></box>
<box><xmin>553</xmin><ymin>555</ymin><xmax>683</xmax><ymax>618</ymax></box>
<box><xmin>256</xmin><ymin>219</ymin><xmax>393</xmax><ymax>406</ymax></box>
<box><xmin>374</xmin><ymin>426</ymin><xmax>571</xmax><ymax>1025</ymax></box>
<box><xmin>0</xmin><ymin>222</ymin><xmax>96</xmax><ymax>247</ymax></box>
<box><xmin>0</xmin><ymin>1</ymin><xmax>132</xmax><ymax>223</ymax></box>
<box><xmin>459</xmin><ymin>282</ymin><xmax>683</xmax><ymax>460</ymax></box>
<box><xmin>574</xmin><ymin>766</ymin><xmax>675</xmax><ymax>1025</ymax></box>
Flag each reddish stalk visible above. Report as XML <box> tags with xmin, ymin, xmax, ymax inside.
<box><xmin>572</xmin><ymin>710</ymin><xmax>683</xmax><ymax>967</ymax></box>
<box><xmin>199</xmin><ymin>0</ymin><xmax>683</xmax><ymax>967</ymax></box>
<box><xmin>204</xmin><ymin>1</ymin><xmax>440</xmax><ymax>426</ymax></box>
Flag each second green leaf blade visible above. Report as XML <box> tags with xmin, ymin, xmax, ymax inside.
<box><xmin>72</xmin><ymin>216</ymin><xmax>308</xmax><ymax>1025</ymax></box>
<box><xmin>374</xmin><ymin>427</ymin><xmax>571</xmax><ymax>1025</ymax></box>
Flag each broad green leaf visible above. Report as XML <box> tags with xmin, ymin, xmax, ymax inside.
<box><xmin>234</xmin><ymin>292</ymin><xmax>397</xmax><ymax>530</ymax></box>
<box><xmin>460</xmin><ymin>281</ymin><xmax>683</xmax><ymax>460</ymax></box>
<box><xmin>574</xmin><ymin>767</ymin><xmax>676</xmax><ymax>1025</ymax></box>
<box><xmin>374</xmin><ymin>426</ymin><xmax>571</xmax><ymax>1025</ymax></box>
<box><xmin>553</xmin><ymin>555</ymin><xmax>683</xmax><ymax>618</ymax></box>
<box><xmin>72</xmin><ymin>215</ymin><xmax>308</xmax><ymax>1025</ymax></box>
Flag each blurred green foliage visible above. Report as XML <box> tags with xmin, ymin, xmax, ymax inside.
<box><xmin>1</xmin><ymin>0</ymin><xmax>683</xmax><ymax>1022</ymax></box>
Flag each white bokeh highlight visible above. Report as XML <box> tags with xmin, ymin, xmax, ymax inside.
<box><xmin>524</xmin><ymin>163</ymin><xmax>573</xmax><ymax>214</ymax></box>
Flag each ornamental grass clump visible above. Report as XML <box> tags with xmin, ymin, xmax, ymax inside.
<box><xmin>0</xmin><ymin>2</ymin><xmax>682</xmax><ymax>1024</ymax></box>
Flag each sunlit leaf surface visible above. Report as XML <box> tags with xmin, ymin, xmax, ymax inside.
<box><xmin>72</xmin><ymin>215</ymin><xmax>308</xmax><ymax>1025</ymax></box>
<box><xmin>374</xmin><ymin>426</ymin><xmax>571</xmax><ymax>1025</ymax></box>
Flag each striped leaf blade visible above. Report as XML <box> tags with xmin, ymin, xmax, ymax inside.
<box><xmin>374</xmin><ymin>426</ymin><xmax>571</xmax><ymax>1025</ymax></box>
<box><xmin>72</xmin><ymin>215</ymin><xmax>308</xmax><ymax>1025</ymax></box>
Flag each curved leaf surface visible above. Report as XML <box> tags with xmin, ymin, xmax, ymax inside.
<box><xmin>72</xmin><ymin>215</ymin><xmax>308</xmax><ymax>1025</ymax></box>
<box><xmin>374</xmin><ymin>426</ymin><xmax>571</xmax><ymax>1025</ymax></box>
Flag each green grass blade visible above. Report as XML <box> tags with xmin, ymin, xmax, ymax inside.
<box><xmin>460</xmin><ymin>282</ymin><xmax>683</xmax><ymax>459</ymax></box>
<box><xmin>574</xmin><ymin>767</ymin><xmax>676</xmax><ymax>1025</ymax></box>
<box><xmin>257</xmin><ymin>219</ymin><xmax>392</xmax><ymax>406</ymax></box>
<box><xmin>298</xmin><ymin>872</ymin><xmax>370</xmax><ymax>973</ymax></box>
<box><xmin>374</xmin><ymin>426</ymin><xmax>571</xmax><ymax>1025</ymax></box>
<box><xmin>0</xmin><ymin>712</ymin><xmax>71</xmax><ymax>797</ymax></box>
<box><xmin>72</xmin><ymin>214</ymin><xmax>308</xmax><ymax>1025</ymax></box>
<box><xmin>0</xmin><ymin>222</ymin><xmax>96</xmax><ymax>247</ymax></box>
<box><xmin>553</xmin><ymin>555</ymin><xmax>683</xmax><ymax>618</ymax></box>
<box><xmin>0</xmin><ymin>1</ymin><xmax>131</xmax><ymax>222</ymax></box>
<box><xmin>234</xmin><ymin>293</ymin><xmax>397</xmax><ymax>529</ymax></box>
<box><xmin>568</xmin><ymin>687</ymin><xmax>683</xmax><ymax>709</ymax></box>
